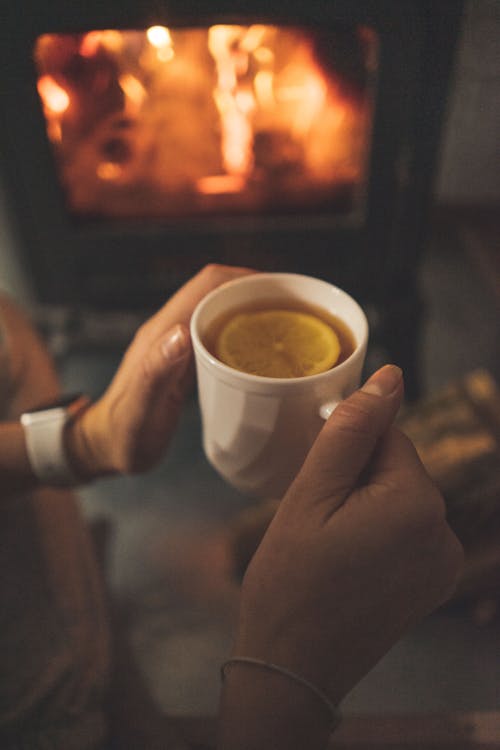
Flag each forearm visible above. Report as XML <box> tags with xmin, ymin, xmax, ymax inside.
<box><xmin>0</xmin><ymin>421</ymin><xmax>37</xmax><ymax>495</ymax></box>
<box><xmin>217</xmin><ymin>663</ymin><xmax>332</xmax><ymax>750</ymax></box>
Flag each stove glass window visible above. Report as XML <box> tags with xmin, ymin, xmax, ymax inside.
<box><xmin>33</xmin><ymin>25</ymin><xmax>378</xmax><ymax>223</ymax></box>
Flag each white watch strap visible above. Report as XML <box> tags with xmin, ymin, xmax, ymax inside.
<box><xmin>21</xmin><ymin>407</ymin><xmax>80</xmax><ymax>486</ymax></box>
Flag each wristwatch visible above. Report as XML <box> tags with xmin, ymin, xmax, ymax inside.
<box><xmin>20</xmin><ymin>393</ymin><xmax>92</xmax><ymax>486</ymax></box>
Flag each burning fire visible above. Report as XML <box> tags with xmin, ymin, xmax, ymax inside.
<box><xmin>147</xmin><ymin>25</ymin><xmax>172</xmax><ymax>49</ymax></box>
<box><xmin>33</xmin><ymin>24</ymin><xmax>375</xmax><ymax>217</ymax></box>
<box><xmin>37</xmin><ymin>75</ymin><xmax>70</xmax><ymax>114</ymax></box>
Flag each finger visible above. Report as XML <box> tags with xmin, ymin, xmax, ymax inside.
<box><xmin>139</xmin><ymin>324</ymin><xmax>192</xmax><ymax>408</ymax></box>
<box><xmin>119</xmin><ymin>265</ymin><xmax>257</xmax><ymax>371</ymax></box>
<box><xmin>125</xmin><ymin>324</ymin><xmax>192</xmax><ymax>425</ymax></box>
<box><xmin>357</xmin><ymin>428</ymin><xmax>464</xmax><ymax>608</ymax></box>
<box><xmin>121</xmin><ymin>325</ymin><xmax>193</xmax><ymax>470</ymax></box>
<box><xmin>287</xmin><ymin>365</ymin><xmax>404</xmax><ymax>513</ymax></box>
<box><xmin>368</xmin><ymin>426</ymin><xmax>428</xmax><ymax>484</ymax></box>
<box><xmin>367</xmin><ymin>426</ymin><xmax>452</xmax><ymax>522</ymax></box>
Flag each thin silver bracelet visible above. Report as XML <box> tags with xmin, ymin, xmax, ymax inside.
<box><xmin>221</xmin><ymin>656</ymin><xmax>342</xmax><ymax>730</ymax></box>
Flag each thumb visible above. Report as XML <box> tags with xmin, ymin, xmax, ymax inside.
<box><xmin>127</xmin><ymin>323</ymin><xmax>192</xmax><ymax>440</ymax></box>
<box><xmin>288</xmin><ymin>365</ymin><xmax>404</xmax><ymax>513</ymax></box>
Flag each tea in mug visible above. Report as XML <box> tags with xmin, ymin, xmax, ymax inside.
<box><xmin>204</xmin><ymin>299</ymin><xmax>356</xmax><ymax>378</ymax></box>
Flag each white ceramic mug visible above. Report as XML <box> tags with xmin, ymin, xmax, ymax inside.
<box><xmin>190</xmin><ymin>273</ymin><xmax>368</xmax><ymax>498</ymax></box>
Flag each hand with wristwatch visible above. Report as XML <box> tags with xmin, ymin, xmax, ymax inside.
<box><xmin>20</xmin><ymin>392</ymin><xmax>94</xmax><ymax>486</ymax></box>
<box><xmin>12</xmin><ymin>265</ymin><xmax>254</xmax><ymax>492</ymax></box>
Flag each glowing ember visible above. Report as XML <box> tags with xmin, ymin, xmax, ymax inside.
<box><xmin>33</xmin><ymin>25</ymin><xmax>377</xmax><ymax>220</ymax></box>
<box><xmin>80</xmin><ymin>31</ymin><xmax>103</xmax><ymax>57</ymax></box>
<box><xmin>119</xmin><ymin>74</ymin><xmax>147</xmax><ymax>112</ymax></box>
<box><xmin>147</xmin><ymin>26</ymin><xmax>172</xmax><ymax>49</ymax></box>
<box><xmin>37</xmin><ymin>75</ymin><xmax>70</xmax><ymax>114</ymax></box>
<box><xmin>97</xmin><ymin>162</ymin><xmax>123</xmax><ymax>180</ymax></box>
<box><xmin>196</xmin><ymin>175</ymin><xmax>246</xmax><ymax>194</ymax></box>
<box><xmin>157</xmin><ymin>47</ymin><xmax>174</xmax><ymax>63</ymax></box>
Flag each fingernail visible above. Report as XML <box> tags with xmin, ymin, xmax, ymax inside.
<box><xmin>361</xmin><ymin>364</ymin><xmax>403</xmax><ymax>397</ymax></box>
<box><xmin>162</xmin><ymin>325</ymin><xmax>190</xmax><ymax>362</ymax></box>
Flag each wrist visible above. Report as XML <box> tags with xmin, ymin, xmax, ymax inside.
<box><xmin>218</xmin><ymin>656</ymin><xmax>333</xmax><ymax>750</ymax></box>
<box><xmin>223</xmin><ymin>657</ymin><xmax>341</xmax><ymax>728</ymax></box>
<box><xmin>64</xmin><ymin>401</ymin><xmax>116</xmax><ymax>481</ymax></box>
<box><xmin>231</xmin><ymin>624</ymin><xmax>347</xmax><ymax>709</ymax></box>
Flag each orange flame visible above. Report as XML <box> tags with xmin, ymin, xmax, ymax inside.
<box><xmin>80</xmin><ymin>31</ymin><xmax>103</xmax><ymax>57</ymax></box>
<box><xmin>196</xmin><ymin>175</ymin><xmax>246</xmax><ymax>194</ymax></box>
<box><xmin>146</xmin><ymin>26</ymin><xmax>172</xmax><ymax>49</ymax></box>
<box><xmin>33</xmin><ymin>25</ymin><xmax>372</xmax><ymax>218</ymax></box>
<box><xmin>37</xmin><ymin>75</ymin><xmax>70</xmax><ymax>114</ymax></box>
<box><xmin>97</xmin><ymin>162</ymin><xmax>123</xmax><ymax>180</ymax></box>
<box><xmin>209</xmin><ymin>25</ymin><xmax>262</xmax><ymax>179</ymax></box>
<box><xmin>80</xmin><ymin>30</ymin><xmax>123</xmax><ymax>57</ymax></box>
<box><xmin>119</xmin><ymin>74</ymin><xmax>147</xmax><ymax>107</ymax></box>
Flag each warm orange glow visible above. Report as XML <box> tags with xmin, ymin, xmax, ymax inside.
<box><xmin>254</xmin><ymin>47</ymin><xmax>274</xmax><ymax>65</ymax></box>
<box><xmin>147</xmin><ymin>25</ymin><xmax>172</xmax><ymax>49</ymax></box>
<box><xmin>235</xmin><ymin>90</ymin><xmax>255</xmax><ymax>115</ymax></box>
<box><xmin>47</xmin><ymin>120</ymin><xmax>62</xmax><ymax>143</ymax></box>
<box><xmin>97</xmin><ymin>162</ymin><xmax>123</xmax><ymax>180</ymax></box>
<box><xmin>80</xmin><ymin>30</ymin><xmax>123</xmax><ymax>56</ymax></box>
<box><xmin>119</xmin><ymin>74</ymin><xmax>147</xmax><ymax>107</ymax></box>
<box><xmin>254</xmin><ymin>70</ymin><xmax>275</xmax><ymax>108</ymax></box>
<box><xmin>209</xmin><ymin>25</ymin><xmax>257</xmax><ymax>178</ymax></box>
<box><xmin>37</xmin><ymin>75</ymin><xmax>70</xmax><ymax>114</ymax></box>
<box><xmin>33</xmin><ymin>25</ymin><xmax>376</xmax><ymax>219</ymax></box>
<box><xmin>206</xmin><ymin>24</ymin><xmax>362</xmax><ymax>185</ymax></box>
<box><xmin>196</xmin><ymin>175</ymin><xmax>246</xmax><ymax>194</ymax></box>
<box><xmin>99</xmin><ymin>30</ymin><xmax>124</xmax><ymax>53</ymax></box>
<box><xmin>240</xmin><ymin>25</ymin><xmax>267</xmax><ymax>53</ymax></box>
<box><xmin>80</xmin><ymin>31</ymin><xmax>102</xmax><ymax>57</ymax></box>
<box><xmin>157</xmin><ymin>46</ymin><xmax>174</xmax><ymax>62</ymax></box>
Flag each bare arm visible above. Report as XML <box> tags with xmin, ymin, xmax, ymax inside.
<box><xmin>217</xmin><ymin>366</ymin><xmax>464</xmax><ymax>750</ymax></box>
<box><xmin>0</xmin><ymin>294</ymin><xmax>61</xmax><ymax>495</ymax></box>
<box><xmin>0</xmin><ymin>264</ymin><xmax>255</xmax><ymax>498</ymax></box>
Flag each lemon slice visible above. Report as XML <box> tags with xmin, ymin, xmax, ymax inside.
<box><xmin>216</xmin><ymin>309</ymin><xmax>340</xmax><ymax>378</ymax></box>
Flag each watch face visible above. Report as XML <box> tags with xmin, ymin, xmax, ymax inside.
<box><xmin>27</xmin><ymin>393</ymin><xmax>84</xmax><ymax>413</ymax></box>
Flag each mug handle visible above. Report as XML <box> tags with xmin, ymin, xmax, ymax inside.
<box><xmin>319</xmin><ymin>400</ymin><xmax>340</xmax><ymax>420</ymax></box>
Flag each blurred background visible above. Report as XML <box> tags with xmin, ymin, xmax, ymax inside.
<box><xmin>0</xmin><ymin>0</ymin><xmax>499</xmax><ymax>742</ymax></box>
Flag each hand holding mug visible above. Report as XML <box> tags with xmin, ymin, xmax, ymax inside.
<box><xmin>65</xmin><ymin>264</ymin><xmax>255</xmax><ymax>479</ymax></box>
<box><xmin>231</xmin><ymin>365</ymin><xmax>464</xmax><ymax>702</ymax></box>
<box><xmin>218</xmin><ymin>366</ymin><xmax>464</xmax><ymax>749</ymax></box>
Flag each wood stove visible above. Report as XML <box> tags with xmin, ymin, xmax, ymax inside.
<box><xmin>0</xmin><ymin>1</ymin><xmax>464</xmax><ymax>397</ymax></box>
